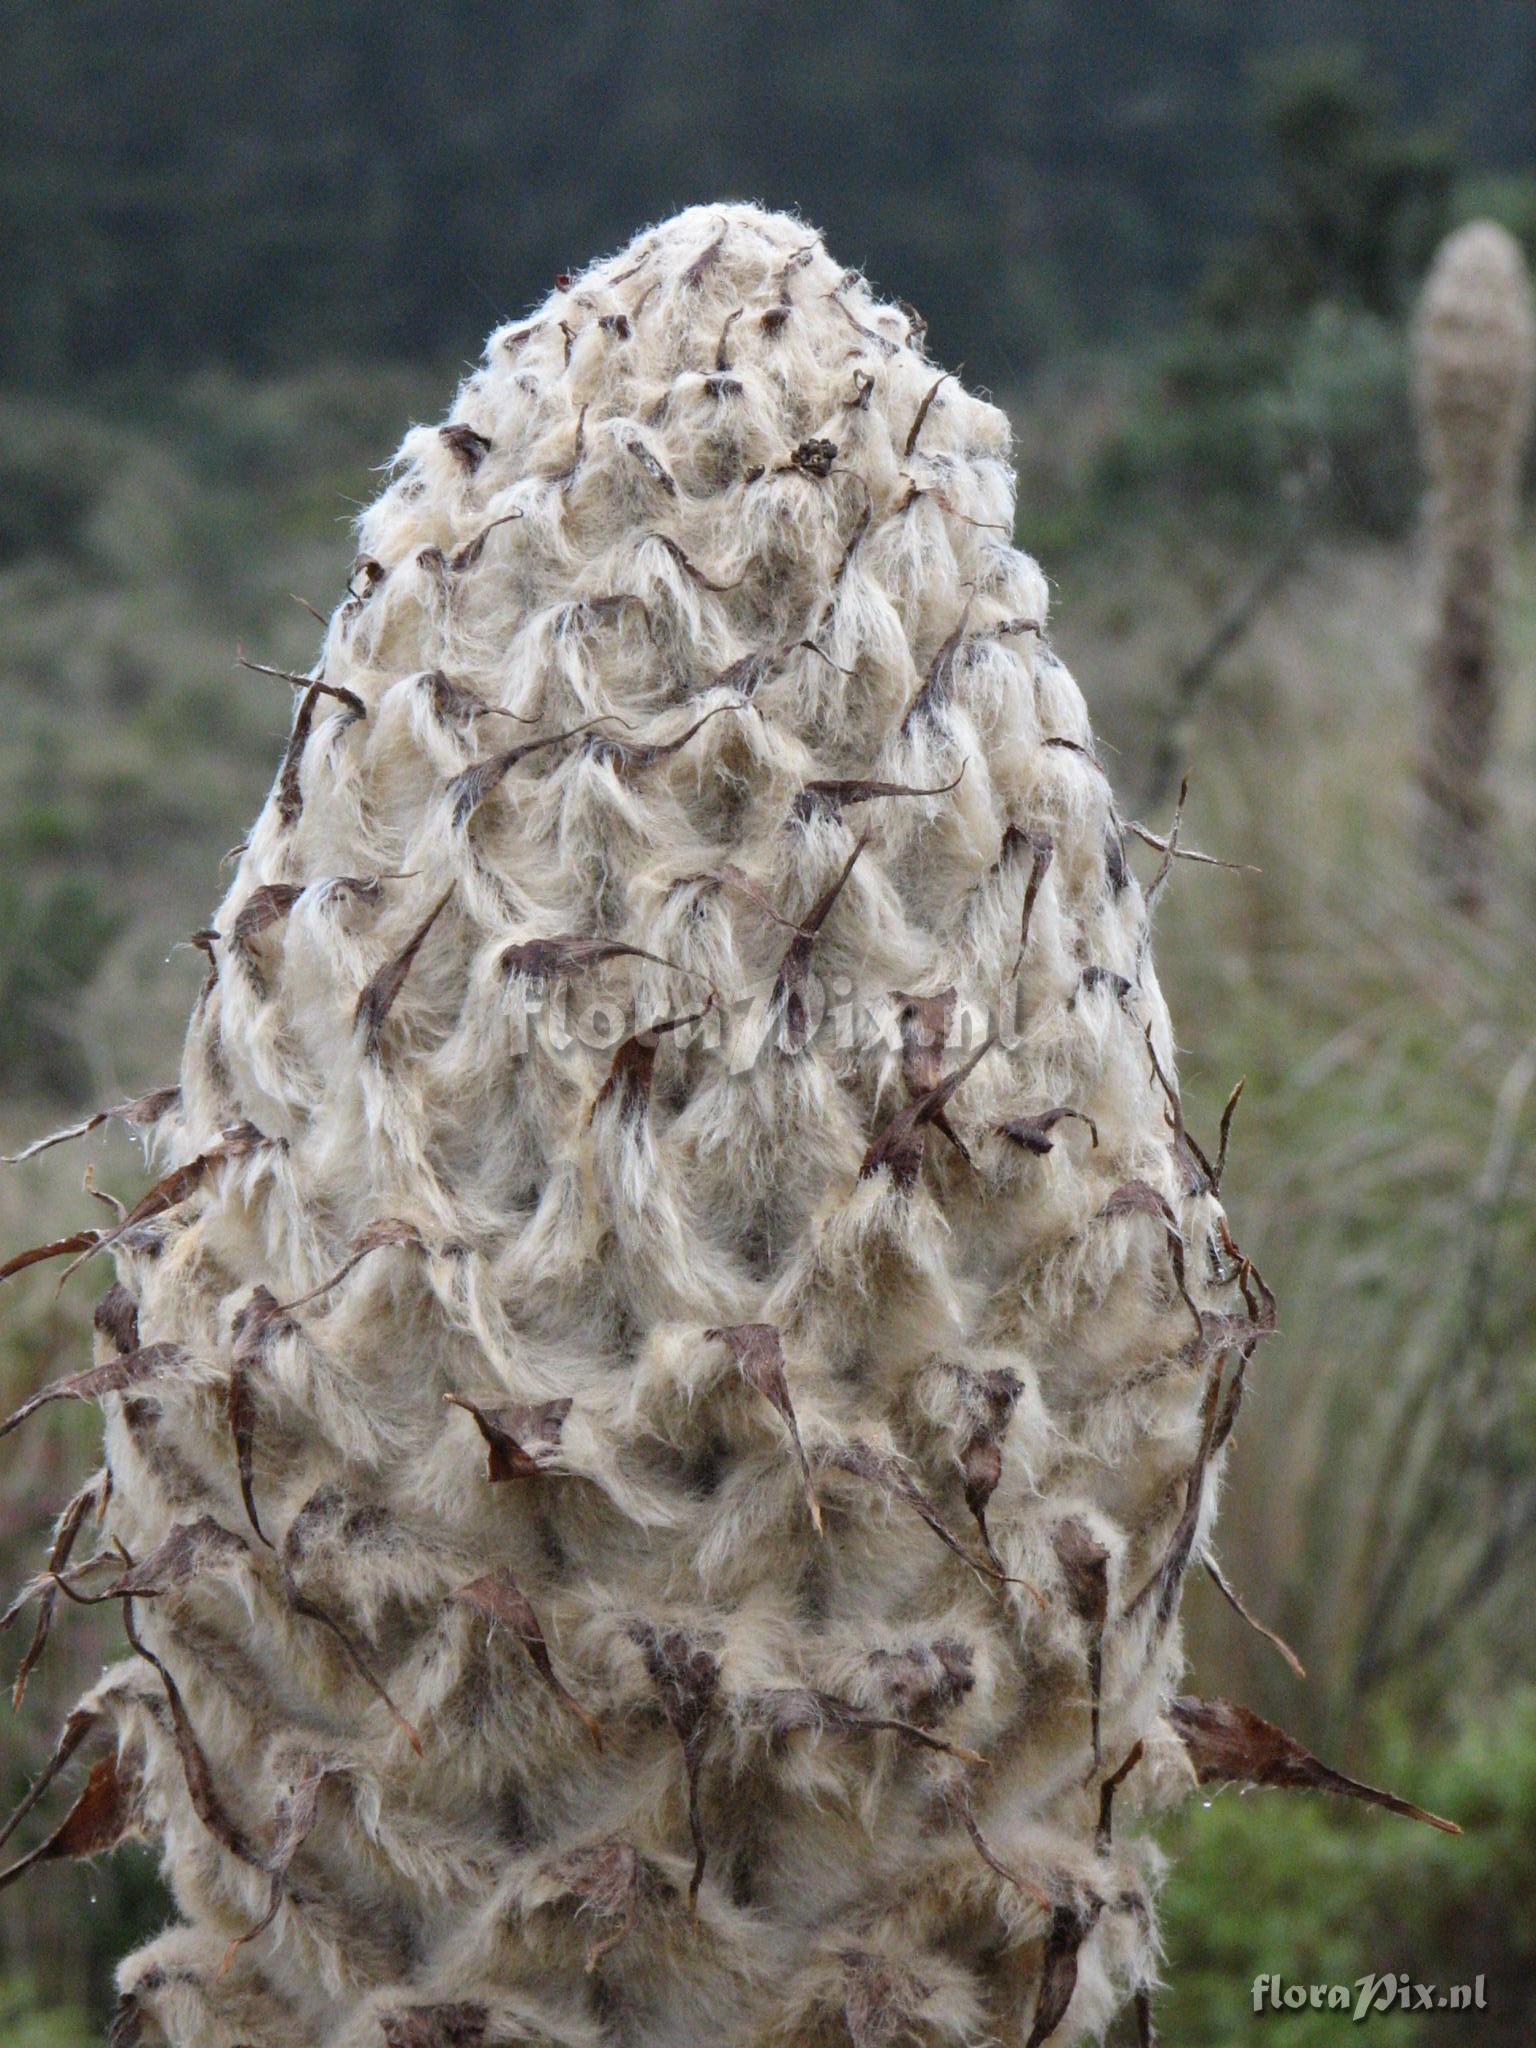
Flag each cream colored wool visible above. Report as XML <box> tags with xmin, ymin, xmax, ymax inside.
<box><xmin>4</xmin><ymin>207</ymin><xmax>1267</xmax><ymax>2047</ymax></box>
<box><xmin>1412</xmin><ymin>219</ymin><xmax>1536</xmax><ymax>905</ymax></box>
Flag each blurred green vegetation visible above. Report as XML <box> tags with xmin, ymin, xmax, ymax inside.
<box><xmin>5</xmin><ymin>3</ymin><xmax>1536</xmax><ymax>389</ymax></box>
<box><xmin>1063</xmin><ymin>49</ymin><xmax>1536</xmax><ymax>543</ymax></box>
<box><xmin>3</xmin><ymin>19</ymin><xmax>1536</xmax><ymax>2045</ymax></box>
<box><xmin>1159</xmin><ymin>1696</ymin><xmax>1536</xmax><ymax>2044</ymax></box>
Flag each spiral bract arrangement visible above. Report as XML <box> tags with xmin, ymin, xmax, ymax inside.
<box><xmin>4</xmin><ymin>205</ymin><xmax>1427</xmax><ymax>2048</ymax></box>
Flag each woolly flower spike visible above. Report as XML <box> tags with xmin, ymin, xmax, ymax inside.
<box><xmin>0</xmin><ymin>202</ymin><xmax>1415</xmax><ymax>2048</ymax></box>
<box><xmin>1412</xmin><ymin>220</ymin><xmax>1536</xmax><ymax>908</ymax></box>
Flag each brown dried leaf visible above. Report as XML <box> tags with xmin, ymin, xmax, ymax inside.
<box><xmin>1001</xmin><ymin>825</ymin><xmax>1054</xmax><ymax>975</ymax></box>
<box><xmin>864</xmin><ymin>1638</ymin><xmax>975</xmax><ymax>1729</ymax></box>
<box><xmin>1043</xmin><ymin>732</ymin><xmax>1107</xmax><ymax>774</ymax></box>
<box><xmin>557</xmin><ymin>592</ymin><xmax>652</xmax><ymax>638</ymax></box>
<box><xmin>793</xmin><ymin>766</ymin><xmax>965</xmax><ymax>828</ymax></box>
<box><xmin>829</xmin><ymin>493</ymin><xmax>873</xmax><ymax>589</ymax></box>
<box><xmin>1104</xmin><ymin>821</ymin><xmax>1130</xmax><ymax>895</ymax></box>
<box><xmin>1127</xmin><ymin>1355</ymin><xmax>1223</xmax><ymax>1630</ymax></box>
<box><xmin>709</xmin><ymin>862</ymin><xmax>801</xmax><ymax>934</ymax></box>
<box><xmin>583</xmin><ymin>701</ymin><xmax>741</xmax><ymax>772</ymax></box>
<box><xmin>955</xmin><ymin>1366</ymin><xmax>1024</xmax><ymax>1574</ymax></box>
<box><xmin>446</xmin><ymin>510</ymin><xmax>522</xmax><ymax>572</ymax></box>
<box><xmin>1053</xmin><ymin>1518</ymin><xmax>1110</xmax><ymax>1770</ymax></box>
<box><xmin>743</xmin><ymin>1684</ymin><xmax>983</xmax><ymax>1764</ymax></box>
<box><xmin>1075</xmin><ymin>964</ymin><xmax>1133</xmax><ymax>1007</ymax></box>
<box><xmin>1168</xmin><ymin>1695</ymin><xmax>1459</xmax><ymax>1833</ymax></box>
<box><xmin>219</xmin><ymin>1756</ymin><xmax>331</xmax><ymax>1972</ymax></box>
<box><xmin>822</xmin><ymin>1437</ymin><xmax>1004</xmax><ymax>1592</ymax></box>
<box><xmin>705</xmin><ymin>1323</ymin><xmax>821</xmax><ymax>1531</ymax></box>
<box><xmin>3</xmin><ymin>1087</ymin><xmax>180</xmax><ymax>1167</ymax></box>
<box><xmin>439</xmin><ymin>423</ymin><xmax>492</xmax><ymax>472</ymax></box>
<box><xmin>94</xmin><ymin>1283</ymin><xmax>141</xmax><ymax>1355</ymax></box>
<box><xmin>236</xmin><ymin>654</ymin><xmax>367</xmax><ymax>721</ymax></box>
<box><xmin>226</xmin><ymin>1346</ymin><xmax>270</xmax><ymax>1550</ymax></box>
<box><xmin>347</xmin><ymin>552</ymin><xmax>386</xmax><ymax>606</ymax></box>
<box><xmin>61</xmin><ymin>1129</ymin><xmax>261</xmax><ymax>1282</ymax></box>
<box><xmin>1096</xmin><ymin>1739</ymin><xmax>1145</xmax><ymax>1852</ymax></box>
<box><xmin>859</xmin><ymin>1035</ymin><xmax>997</xmax><ymax>1189</ymax></box>
<box><xmin>281</xmin><ymin>1576</ymin><xmax>424</xmax><ymax>1755</ymax></box>
<box><xmin>455</xmin><ymin>1571</ymin><xmax>601</xmax><ymax>1749</ymax></box>
<box><xmin>621</xmin><ymin>431</ymin><xmax>678</xmax><ymax>495</ymax></box>
<box><xmin>682</xmin><ymin>224</ymin><xmax>727</xmax><ymax>286</ymax></box>
<box><xmin>1181</xmin><ymin>1309</ymin><xmax>1275</xmax><ymax>1369</ymax></box>
<box><xmin>648</xmin><ymin>531</ymin><xmax>742</xmax><ymax>591</ymax></box>
<box><xmin>89</xmin><ymin>1517</ymin><xmax>248</xmax><ymax>1603</ymax></box>
<box><xmin>228</xmin><ymin>885</ymin><xmax>303</xmax><ymax>958</ymax></box>
<box><xmin>0</xmin><ymin>1229</ymin><xmax>101</xmax><ymax>1286</ymax></box>
<box><xmin>0</xmin><ymin>1704</ymin><xmax>100</xmax><ymax>1853</ymax></box>
<box><xmin>707</xmin><ymin>645</ymin><xmax>782</xmax><ymax>700</ymax></box>
<box><xmin>83</xmin><ymin>1167</ymin><xmax>129</xmax><ymax>1223</ymax></box>
<box><xmin>226</xmin><ymin>1288</ymin><xmax>293</xmax><ymax>1547</ymax></box>
<box><xmin>421</xmin><ymin>669</ymin><xmax>526</xmax><ymax>725</ymax></box>
<box><xmin>277</xmin><ymin>683</ymin><xmax>322</xmax><ymax>827</ymax></box>
<box><xmin>902</xmin><ymin>599</ymin><xmax>973</xmax><ymax>733</ymax></box>
<box><xmin>0</xmin><ymin>1342</ymin><xmax>184</xmax><ymax>1442</ymax></box>
<box><xmin>323</xmin><ymin>866</ymin><xmax>385</xmax><ymax>919</ymax></box>
<box><xmin>448</xmin><ymin>717</ymin><xmax>620</xmax><ymax>827</ymax></box>
<box><xmin>444</xmin><ymin>1393</ymin><xmax>571</xmax><ymax>1482</ymax></box>
<box><xmin>1132</xmin><ymin>792</ymin><xmax>1257</xmax><ymax>881</ymax></box>
<box><xmin>593</xmin><ymin>1005</ymin><xmax>711</xmax><ymax>1126</ymax></box>
<box><xmin>1216</xmin><ymin>1216</ymin><xmax>1279</xmax><ymax>1344</ymax></box>
<box><xmin>904</xmin><ymin>371</ymin><xmax>954</xmax><ymax>458</ymax></box>
<box><xmin>1097</xmin><ymin>1181</ymin><xmax>1203</xmax><ymax>1341</ymax></box>
<box><xmin>1212</xmin><ymin>1076</ymin><xmax>1246</xmax><ymax>1195</ymax></box>
<box><xmin>714</xmin><ymin>307</ymin><xmax>743</xmax><ymax>368</ymax></box>
<box><xmin>1204</xmin><ymin>1339</ymin><xmax>1246</xmax><ymax>1465</ymax></box>
<box><xmin>1202</xmin><ymin>1554</ymin><xmax>1306</xmax><ymax>1680</ymax></box>
<box><xmin>1136</xmin><ymin>1987</ymin><xmax>1158</xmax><ymax>2047</ymax></box>
<box><xmin>122</xmin><ymin>1601</ymin><xmax>263</xmax><ymax>1865</ymax></box>
<box><xmin>0</xmin><ymin>1748</ymin><xmax>139</xmax><ymax>1893</ymax></box>
<box><xmin>830</xmin><ymin>290</ymin><xmax>899</xmax><ymax>358</ymax></box>
<box><xmin>276</xmin><ymin>1218</ymin><xmax>428</xmax><ymax>1313</ymax></box>
<box><xmin>354</xmin><ymin>888</ymin><xmax>454</xmax><ymax>1055</ymax></box>
<box><xmin>500</xmin><ymin>935</ymin><xmax>689</xmax><ymax>985</ymax></box>
<box><xmin>1141</xmin><ymin>1022</ymin><xmax>1217</xmax><ymax>1195</ymax></box>
<box><xmin>895</xmin><ymin>988</ymin><xmax>957</xmax><ymax>1105</ymax></box>
<box><xmin>106</xmin><ymin>1990</ymin><xmax>148</xmax><ymax>2047</ymax></box>
<box><xmin>5</xmin><ymin>1476</ymin><xmax>106</xmax><ymax>1707</ymax></box>
<box><xmin>1000</xmin><ymin>1106</ymin><xmax>1098</xmax><ymax>1156</ymax></box>
<box><xmin>948</xmin><ymin>1786</ymin><xmax>1052</xmax><ymax>1909</ymax></box>
<box><xmin>958</xmin><ymin>1430</ymin><xmax>1003</xmax><ymax>1543</ymax></box>
<box><xmin>628</xmin><ymin>1623</ymin><xmax>718</xmax><ymax>1907</ymax></box>
<box><xmin>1026</xmin><ymin>1889</ymin><xmax>1105</xmax><ymax>2048</ymax></box>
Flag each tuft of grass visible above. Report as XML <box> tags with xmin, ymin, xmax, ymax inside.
<box><xmin>1052</xmin><ymin>523</ymin><xmax>1536</xmax><ymax>1746</ymax></box>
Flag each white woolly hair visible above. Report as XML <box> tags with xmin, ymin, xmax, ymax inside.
<box><xmin>6</xmin><ymin>204</ymin><xmax>1267</xmax><ymax>2048</ymax></box>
